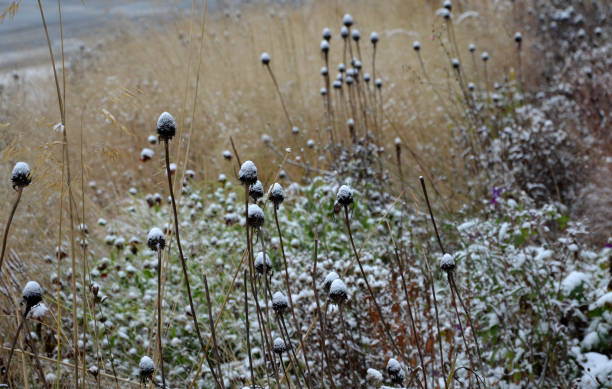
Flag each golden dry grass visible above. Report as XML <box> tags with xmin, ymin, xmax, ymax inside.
<box><xmin>0</xmin><ymin>0</ymin><xmax>518</xmax><ymax>319</ymax></box>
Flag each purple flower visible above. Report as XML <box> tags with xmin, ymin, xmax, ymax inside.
<box><xmin>491</xmin><ymin>186</ymin><xmax>503</xmax><ymax>204</ymax></box>
<box><xmin>605</xmin><ymin>242</ymin><xmax>612</xmax><ymax>248</ymax></box>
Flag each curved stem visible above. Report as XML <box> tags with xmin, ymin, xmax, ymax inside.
<box><xmin>0</xmin><ymin>188</ymin><xmax>23</xmax><ymax>275</ymax></box>
<box><xmin>156</xmin><ymin>249</ymin><xmax>166</xmax><ymax>389</ymax></box>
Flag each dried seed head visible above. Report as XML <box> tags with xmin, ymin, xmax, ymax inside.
<box><xmin>140</xmin><ymin>148</ymin><xmax>154</xmax><ymax>162</ymax></box>
<box><xmin>468</xmin><ymin>82</ymin><xmax>475</xmax><ymax>91</ymax></box>
<box><xmin>514</xmin><ymin>32</ymin><xmax>522</xmax><ymax>43</ymax></box>
<box><xmin>268</xmin><ymin>182</ymin><xmax>285</xmax><ymax>206</ymax></box>
<box><xmin>322</xmin><ymin>27</ymin><xmax>332</xmax><ymax>41</ymax></box>
<box><xmin>249</xmin><ymin>180</ymin><xmax>264</xmax><ymax>201</ymax></box>
<box><xmin>342</xmin><ymin>13</ymin><xmax>353</xmax><ymax>27</ymax></box>
<box><xmin>239</xmin><ymin>160</ymin><xmax>258</xmax><ymax>185</ymax></box>
<box><xmin>375</xmin><ymin>78</ymin><xmax>382</xmax><ymax>88</ymax></box>
<box><xmin>413</xmin><ymin>41</ymin><xmax>421</xmax><ymax>51</ymax></box>
<box><xmin>329</xmin><ymin>278</ymin><xmax>348</xmax><ymax>304</ymax></box>
<box><xmin>147</xmin><ymin>135</ymin><xmax>157</xmax><ymax>144</ymax></box>
<box><xmin>156</xmin><ymin>112</ymin><xmax>176</xmax><ymax>141</ymax></box>
<box><xmin>273</xmin><ymin>337</ymin><xmax>286</xmax><ymax>354</ymax></box>
<box><xmin>481</xmin><ymin>52</ymin><xmax>489</xmax><ymax>61</ymax></box>
<box><xmin>440</xmin><ymin>253</ymin><xmax>455</xmax><ymax>272</ymax></box>
<box><xmin>222</xmin><ymin>150</ymin><xmax>232</xmax><ymax>160</ymax></box>
<box><xmin>338</xmin><ymin>63</ymin><xmax>346</xmax><ymax>73</ymax></box>
<box><xmin>321</xmin><ymin>66</ymin><xmax>328</xmax><ymax>76</ymax></box>
<box><xmin>353</xmin><ymin>60</ymin><xmax>362</xmax><ymax>69</ymax></box>
<box><xmin>395</xmin><ymin>137</ymin><xmax>402</xmax><ymax>146</ymax></box>
<box><xmin>347</xmin><ymin>118</ymin><xmax>355</xmax><ymax>129</ymax></box>
<box><xmin>147</xmin><ymin>227</ymin><xmax>166</xmax><ymax>251</ymax></box>
<box><xmin>255</xmin><ymin>251</ymin><xmax>272</xmax><ymax>274</ymax></box>
<box><xmin>292</xmin><ymin>126</ymin><xmax>300</xmax><ymax>134</ymax></box>
<box><xmin>468</xmin><ymin>43</ymin><xmax>475</xmax><ymax>52</ymax></box>
<box><xmin>307</xmin><ymin>139</ymin><xmax>315</xmax><ymax>148</ymax></box>
<box><xmin>260</xmin><ymin>52</ymin><xmax>271</xmax><ymax>65</ymax></box>
<box><xmin>11</xmin><ymin>161</ymin><xmax>31</xmax><ymax>189</ymax></box>
<box><xmin>247</xmin><ymin>204</ymin><xmax>264</xmax><ymax>228</ymax></box>
<box><xmin>345</xmin><ymin>76</ymin><xmax>354</xmax><ymax>85</ymax></box>
<box><xmin>333</xmin><ymin>80</ymin><xmax>342</xmax><ymax>89</ymax></box>
<box><xmin>279</xmin><ymin>170</ymin><xmax>287</xmax><ymax>179</ymax></box>
<box><xmin>363</xmin><ymin>73</ymin><xmax>371</xmax><ymax>82</ymax></box>
<box><xmin>272</xmin><ymin>291</ymin><xmax>289</xmax><ymax>314</ymax></box>
<box><xmin>443</xmin><ymin>0</ymin><xmax>452</xmax><ymax>11</ymax></box>
<box><xmin>22</xmin><ymin>281</ymin><xmax>43</xmax><ymax>308</ymax></box>
<box><xmin>320</xmin><ymin>40</ymin><xmax>330</xmax><ymax>53</ymax></box>
<box><xmin>323</xmin><ymin>271</ymin><xmax>339</xmax><ymax>292</ymax></box>
<box><xmin>139</xmin><ymin>356</ymin><xmax>155</xmax><ymax>382</ymax></box>
<box><xmin>452</xmin><ymin>58</ymin><xmax>460</xmax><ymax>69</ymax></box>
<box><xmin>387</xmin><ymin>358</ymin><xmax>405</xmax><ymax>385</ymax></box>
<box><xmin>352</xmin><ymin>29</ymin><xmax>360</xmax><ymax>41</ymax></box>
<box><xmin>261</xmin><ymin>133</ymin><xmax>272</xmax><ymax>145</ymax></box>
<box><xmin>370</xmin><ymin>31</ymin><xmax>379</xmax><ymax>44</ymax></box>
<box><xmin>320</xmin><ymin>87</ymin><xmax>327</xmax><ymax>96</ymax></box>
<box><xmin>442</xmin><ymin>8</ymin><xmax>451</xmax><ymax>19</ymax></box>
<box><xmin>336</xmin><ymin>184</ymin><xmax>354</xmax><ymax>206</ymax></box>
<box><xmin>340</xmin><ymin>26</ymin><xmax>349</xmax><ymax>38</ymax></box>
<box><xmin>594</xmin><ymin>26</ymin><xmax>602</xmax><ymax>36</ymax></box>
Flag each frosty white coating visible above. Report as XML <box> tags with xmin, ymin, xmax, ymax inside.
<box><xmin>336</xmin><ymin>185</ymin><xmax>354</xmax><ymax>206</ymax></box>
<box><xmin>239</xmin><ymin>161</ymin><xmax>258</xmax><ymax>185</ymax></box>
<box><xmin>147</xmin><ymin>227</ymin><xmax>166</xmax><ymax>251</ymax></box>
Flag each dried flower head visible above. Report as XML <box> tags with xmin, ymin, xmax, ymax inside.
<box><xmin>352</xmin><ymin>29</ymin><xmax>360</xmax><ymax>41</ymax></box>
<box><xmin>481</xmin><ymin>52</ymin><xmax>489</xmax><ymax>61</ymax></box>
<box><xmin>442</xmin><ymin>8</ymin><xmax>451</xmax><ymax>19</ymax></box>
<box><xmin>222</xmin><ymin>150</ymin><xmax>232</xmax><ymax>160</ymax></box>
<box><xmin>22</xmin><ymin>281</ymin><xmax>43</xmax><ymax>308</ymax></box>
<box><xmin>268</xmin><ymin>182</ymin><xmax>285</xmax><ymax>207</ymax></box>
<box><xmin>11</xmin><ymin>161</ymin><xmax>31</xmax><ymax>189</ymax></box>
<box><xmin>443</xmin><ymin>0</ymin><xmax>452</xmax><ymax>11</ymax></box>
<box><xmin>375</xmin><ymin>78</ymin><xmax>382</xmax><ymax>88</ymax></box>
<box><xmin>260</xmin><ymin>52</ymin><xmax>271</xmax><ymax>65</ymax></box>
<box><xmin>363</xmin><ymin>73</ymin><xmax>371</xmax><ymax>82</ymax></box>
<box><xmin>255</xmin><ymin>251</ymin><xmax>272</xmax><ymax>274</ymax></box>
<box><xmin>239</xmin><ymin>161</ymin><xmax>258</xmax><ymax>185</ymax></box>
<box><xmin>514</xmin><ymin>32</ymin><xmax>522</xmax><ymax>43</ymax></box>
<box><xmin>147</xmin><ymin>135</ymin><xmax>157</xmax><ymax>144</ymax></box>
<box><xmin>273</xmin><ymin>337</ymin><xmax>286</xmax><ymax>354</ymax></box>
<box><xmin>320</xmin><ymin>87</ymin><xmax>327</xmax><ymax>96</ymax></box>
<box><xmin>323</xmin><ymin>271</ymin><xmax>339</xmax><ymax>292</ymax></box>
<box><xmin>249</xmin><ymin>180</ymin><xmax>264</xmax><ymax>201</ymax></box>
<box><xmin>336</xmin><ymin>184</ymin><xmax>354</xmax><ymax>206</ymax></box>
<box><xmin>156</xmin><ymin>112</ymin><xmax>176</xmax><ymax>141</ymax></box>
<box><xmin>321</xmin><ymin>66</ymin><xmax>328</xmax><ymax>76</ymax></box>
<box><xmin>147</xmin><ymin>227</ymin><xmax>166</xmax><ymax>251</ymax></box>
<box><xmin>329</xmin><ymin>278</ymin><xmax>348</xmax><ymax>304</ymax></box>
<box><xmin>320</xmin><ymin>40</ymin><xmax>330</xmax><ymax>53</ymax></box>
<box><xmin>468</xmin><ymin>43</ymin><xmax>475</xmax><ymax>52</ymax></box>
<box><xmin>140</xmin><ymin>148</ymin><xmax>154</xmax><ymax>162</ymax></box>
<box><xmin>413</xmin><ymin>41</ymin><xmax>421</xmax><ymax>51</ymax></box>
<box><xmin>440</xmin><ymin>253</ymin><xmax>455</xmax><ymax>272</ymax></box>
<box><xmin>247</xmin><ymin>204</ymin><xmax>264</xmax><ymax>228</ymax></box>
<box><xmin>272</xmin><ymin>291</ymin><xmax>289</xmax><ymax>314</ymax></box>
<box><xmin>292</xmin><ymin>126</ymin><xmax>300</xmax><ymax>134</ymax></box>
<box><xmin>370</xmin><ymin>31</ymin><xmax>379</xmax><ymax>44</ymax></box>
<box><xmin>387</xmin><ymin>358</ymin><xmax>405</xmax><ymax>385</ymax></box>
<box><xmin>139</xmin><ymin>356</ymin><xmax>155</xmax><ymax>383</ymax></box>
<box><xmin>340</xmin><ymin>26</ymin><xmax>349</xmax><ymax>38</ymax></box>
<box><xmin>342</xmin><ymin>13</ymin><xmax>353</xmax><ymax>27</ymax></box>
<box><xmin>322</xmin><ymin>27</ymin><xmax>332</xmax><ymax>41</ymax></box>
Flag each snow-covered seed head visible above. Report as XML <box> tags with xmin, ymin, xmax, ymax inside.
<box><xmin>413</xmin><ymin>41</ymin><xmax>421</xmax><ymax>51</ymax></box>
<box><xmin>261</xmin><ymin>134</ymin><xmax>272</xmax><ymax>145</ymax></box>
<box><xmin>345</xmin><ymin>76</ymin><xmax>354</xmax><ymax>85</ymax></box>
<box><xmin>273</xmin><ymin>337</ymin><xmax>286</xmax><ymax>354</ymax></box>
<box><xmin>139</xmin><ymin>356</ymin><xmax>155</xmax><ymax>383</ymax></box>
<box><xmin>156</xmin><ymin>112</ymin><xmax>176</xmax><ymax>141</ymax></box>
<box><xmin>443</xmin><ymin>0</ymin><xmax>452</xmax><ymax>11</ymax></box>
<box><xmin>147</xmin><ymin>135</ymin><xmax>157</xmax><ymax>145</ymax></box>
<box><xmin>323</xmin><ymin>271</ymin><xmax>339</xmax><ymax>292</ymax></box>
<box><xmin>11</xmin><ymin>162</ymin><xmax>31</xmax><ymax>189</ymax></box>
<box><xmin>468</xmin><ymin>43</ymin><xmax>475</xmax><ymax>52</ymax></box>
<box><xmin>594</xmin><ymin>26</ymin><xmax>602</xmax><ymax>36</ymax></box>
<box><xmin>147</xmin><ymin>227</ymin><xmax>166</xmax><ymax>251</ymax></box>
<box><xmin>514</xmin><ymin>32</ymin><xmax>522</xmax><ymax>43</ymax></box>
<box><xmin>387</xmin><ymin>358</ymin><xmax>405</xmax><ymax>385</ymax></box>
<box><xmin>342</xmin><ymin>13</ymin><xmax>353</xmax><ymax>27</ymax></box>
<box><xmin>329</xmin><ymin>278</ymin><xmax>348</xmax><ymax>304</ymax></box>
<box><xmin>346</xmin><ymin>118</ymin><xmax>355</xmax><ymax>129</ymax></box>
<box><xmin>352</xmin><ymin>29</ymin><xmax>360</xmax><ymax>41</ymax></box>
<box><xmin>333</xmin><ymin>80</ymin><xmax>342</xmax><ymax>89</ymax></box>
<box><xmin>320</xmin><ymin>40</ymin><xmax>330</xmax><ymax>53</ymax></box>
<box><xmin>481</xmin><ymin>52</ymin><xmax>489</xmax><ymax>61</ymax></box>
<box><xmin>322</xmin><ymin>27</ymin><xmax>332</xmax><ymax>41</ymax></box>
<box><xmin>222</xmin><ymin>150</ymin><xmax>232</xmax><ymax>160</ymax></box>
<box><xmin>363</xmin><ymin>73</ymin><xmax>371</xmax><ymax>82</ymax></box>
<box><xmin>338</xmin><ymin>63</ymin><xmax>346</xmax><ymax>73</ymax></box>
<box><xmin>336</xmin><ymin>184</ymin><xmax>354</xmax><ymax>207</ymax></box>
<box><xmin>140</xmin><ymin>148</ymin><xmax>154</xmax><ymax>162</ymax></box>
<box><xmin>468</xmin><ymin>82</ymin><xmax>475</xmax><ymax>91</ymax></box>
<box><xmin>395</xmin><ymin>137</ymin><xmax>402</xmax><ymax>146</ymax></box>
<box><xmin>292</xmin><ymin>126</ymin><xmax>300</xmax><ymax>134</ymax></box>
<box><xmin>272</xmin><ymin>291</ymin><xmax>289</xmax><ymax>314</ymax></box>
<box><xmin>307</xmin><ymin>139</ymin><xmax>315</xmax><ymax>148</ymax></box>
<box><xmin>22</xmin><ymin>281</ymin><xmax>43</xmax><ymax>308</ymax></box>
<box><xmin>321</xmin><ymin>66</ymin><xmax>328</xmax><ymax>76</ymax></box>
<box><xmin>255</xmin><ymin>251</ymin><xmax>272</xmax><ymax>275</ymax></box>
<box><xmin>260</xmin><ymin>52</ymin><xmax>271</xmax><ymax>65</ymax></box>
<box><xmin>247</xmin><ymin>204</ymin><xmax>264</xmax><ymax>228</ymax></box>
<box><xmin>320</xmin><ymin>87</ymin><xmax>327</xmax><ymax>96</ymax></box>
<box><xmin>279</xmin><ymin>170</ymin><xmax>287</xmax><ymax>179</ymax></box>
<box><xmin>370</xmin><ymin>31</ymin><xmax>379</xmax><ymax>44</ymax></box>
<box><xmin>440</xmin><ymin>253</ymin><xmax>455</xmax><ymax>272</ymax></box>
<box><xmin>442</xmin><ymin>8</ymin><xmax>451</xmax><ymax>19</ymax></box>
<box><xmin>354</xmin><ymin>60</ymin><xmax>362</xmax><ymax>70</ymax></box>
<box><xmin>375</xmin><ymin>78</ymin><xmax>382</xmax><ymax>88</ymax></box>
<box><xmin>247</xmin><ymin>180</ymin><xmax>267</xmax><ymax>205</ymax></box>
<box><xmin>185</xmin><ymin>169</ymin><xmax>195</xmax><ymax>180</ymax></box>
<box><xmin>268</xmin><ymin>182</ymin><xmax>285</xmax><ymax>207</ymax></box>
<box><xmin>239</xmin><ymin>160</ymin><xmax>258</xmax><ymax>185</ymax></box>
<box><xmin>340</xmin><ymin>26</ymin><xmax>349</xmax><ymax>38</ymax></box>
<box><xmin>452</xmin><ymin>58</ymin><xmax>460</xmax><ymax>69</ymax></box>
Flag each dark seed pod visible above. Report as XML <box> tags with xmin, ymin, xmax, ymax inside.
<box><xmin>268</xmin><ymin>183</ymin><xmax>285</xmax><ymax>207</ymax></box>
<box><xmin>320</xmin><ymin>40</ymin><xmax>330</xmax><ymax>53</ymax></box>
<box><xmin>249</xmin><ymin>180</ymin><xmax>264</xmax><ymax>201</ymax></box>
<box><xmin>11</xmin><ymin>162</ymin><xmax>31</xmax><ymax>189</ymax></box>
<box><xmin>352</xmin><ymin>29</ymin><xmax>360</xmax><ymax>41</ymax></box>
<box><xmin>261</xmin><ymin>52</ymin><xmax>271</xmax><ymax>65</ymax></box>
<box><xmin>239</xmin><ymin>161</ymin><xmax>258</xmax><ymax>185</ymax></box>
<box><xmin>370</xmin><ymin>31</ymin><xmax>379</xmax><ymax>44</ymax></box>
<box><xmin>255</xmin><ymin>251</ymin><xmax>272</xmax><ymax>274</ymax></box>
<box><xmin>440</xmin><ymin>253</ymin><xmax>455</xmax><ymax>272</ymax></box>
<box><xmin>387</xmin><ymin>358</ymin><xmax>405</xmax><ymax>385</ymax></box>
<box><xmin>340</xmin><ymin>26</ymin><xmax>349</xmax><ymax>39</ymax></box>
<box><xmin>514</xmin><ymin>32</ymin><xmax>522</xmax><ymax>43</ymax></box>
<box><xmin>322</xmin><ymin>27</ymin><xmax>332</xmax><ymax>41</ymax></box>
<box><xmin>139</xmin><ymin>356</ymin><xmax>155</xmax><ymax>383</ymax></box>
<box><xmin>22</xmin><ymin>281</ymin><xmax>43</xmax><ymax>308</ymax></box>
<box><xmin>329</xmin><ymin>279</ymin><xmax>348</xmax><ymax>304</ymax></box>
<box><xmin>273</xmin><ymin>337</ymin><xmax>286</xmax><ymax>354</ymax></box>
<box><xmin>247</xmin><ymin>204</ymin><xmax>264</xmax><ymax>228</ymax></box>
<box><xmin>272</xmin><ymin>291</ymin><xmax>289</xmax><ymax>314</ymax></box>
<box><xmin>452</xmin><ymin>58</ymin><xmax>460</xmax><ymax>69</ymax></box>
<box><xmin>156</xmin><ymin>112</ymin><xmax>176</xmax><ymax>141</ymax></box>
<box><xmin>336</xmin><ymin>185</ymin><xmax>354</xmax><ymax>207</ymax></box>
<box><xmin>342</xmin><ymin>14</ymin><xmax>353</xmax><ymax>27</ymax></box>
<box><xmin>147</xmin><ymin>227</ymin><xmax>166</xmax><ymax>251</ymax></box>
<box><xmin>413</xmin><ymin>41</ymin><xmax>421</xmax><ymax>51</ymax></box>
